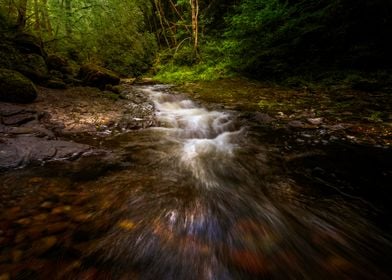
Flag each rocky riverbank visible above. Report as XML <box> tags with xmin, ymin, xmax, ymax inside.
<box><xmin>0</xmin><ymin>83</ymin><xmax>156</xmax><ymax>171</ymax></box>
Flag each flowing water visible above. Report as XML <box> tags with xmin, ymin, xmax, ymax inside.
<box><xmin>0</xmin><ymin>85</ymin><xmax>391</xmax><ymax>279</ymax></box>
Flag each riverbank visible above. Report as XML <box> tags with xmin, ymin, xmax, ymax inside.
<box><xmin>174</xmin><ymin>78</ymin><xmax>392</xmax><ymax>147</ymax></box>
<box><xmin>0</xmin><ymin>83</ymin><xmax>156</xmax><ymax>171</ymax></box>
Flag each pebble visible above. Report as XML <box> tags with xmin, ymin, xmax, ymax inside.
<box><xmin>52</xmin><ymin>206</ymin><xmax>72</xmax><ymax>214</ymax></box>
<box><xmin>288</xmin><ymin>120</ymin><xmax>305</xmax><ymax>128</ymax></box>
<box><xmin>0</xmin><ymin>273</ymin><xmax>10</xmax><ymax>280</ymax></box>
<box><xmin>46</xmin><ymin>222</ymin><xmax>69</xmax><ymax>234</ymax></box>
<box><xmin>307</xmin><ymin>118</ymin><xmax>323</xmax><ymax>125</ymax></box>
<box><xmin>117</xmin><ymin>220</ymin><xmax>136</xmax><ymax>231</ymax></box>
<box><xmin>11</xmin><ymin>250</ymin><xmax>23</xmax><ymax>263</ymax></box>
<box><xmin>31</xmin><ymin>236</ymin><xmax>57</xmax><ymax>255</ymax></box>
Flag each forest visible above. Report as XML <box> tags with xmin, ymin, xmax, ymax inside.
<box><xmin>1</xmin><ymin>0</ymin><xmax>392</xmax><ymax>82</ymax></box>
<box><xmin>0</xmin><ymin>1</ymin><xmax>392</xmax><ymax>279</ymax></box>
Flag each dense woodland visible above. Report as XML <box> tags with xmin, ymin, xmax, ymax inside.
<box><xmin>1</xmin><ymin>0</ymin><xmax>391</xmax><ymax>84</ymax></box>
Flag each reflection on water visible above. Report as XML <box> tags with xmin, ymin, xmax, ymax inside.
<box><xmin>0</xmin><ymin>85</ymin><xmax>391</xmax><ymax>279</ymax></box>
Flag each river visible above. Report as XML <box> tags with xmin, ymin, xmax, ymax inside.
<box><xmin>0</xmin><ymin>85</ymin><xmax>391</xmax><ymax>279</ymax></box>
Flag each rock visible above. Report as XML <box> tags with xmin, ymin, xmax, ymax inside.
<box><xmin>31</xmin><ymin>236</ymin><xmax>57</xmax><ymax>255</ymax></box>
<box><xmin>2</xmin><ymin>113</ymin><xmax>36</xmax><ymax>125</ymax></box>
<box><xmin>46</xmin><ymin>222</ymin><xmax>69</xmax><ymax>234</ymax></box>
<box><xmin>78</xmin><ymin>64</ymin><xmax>120</xmax><ymax>90</ymax></box>
<box><xmin>288</xmin><ymin>120</ymin><xmax>305</xmax><ymax>128</ymax></box>
<box><xmin>0</xmin><ymin>69</ymin><xmax>38</xmax><ymax>103</ymax></box>
<box><xmin>11</xmin><ymin>250</ymin><xmax>23</xmax><ymax>262</ymax></box>
<box><xmin>253</xmin><ymin>112</ymin><xmax>276</xmax><ymax>124</ymax></box>
<box><xmin>0</xmin><ymin>273</ymin><xmax>10</xmax><ymax>280</ymax></box>
<box><xmin>12</xmin><ymin>33</ymin><xmax>46</xmax><ymax>57</ymax></box>
<box><xmin>16</xmin><ymin>53</ymin><xmax>49</xmax><ymax>81</ymax></box>
<box><xmin>49</xmin><ymin>70</ymin><xmax>64</xmax><ymax>80</ymax></box>
<box><xmin>46</xmin><ymin>79</ymin><xmax>67</xmax><ymax>89</ymax></box>
<box><xmin>0</xmin><ymin>137</ymin><xmax>92</xmax><ymax>171</ymax></box>
<box><xmin>46</xmin><ymin>54</ymin><xmax>71</xmax><ymax>74</ymax></box>
<box><xmin>307</xmin><ymin>117</ymin><xmax>323</xmax><ymax>125</ymax></box>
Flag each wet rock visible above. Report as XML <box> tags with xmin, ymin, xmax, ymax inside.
<box><xmin>11</xmin><ymin>250</ymin><xmax>23</xmax><ymax>263</ymax></box>
<box><xmin>51</xmin><ymin>206</ymin><xmax>72</xmax><ymax>215</ymax></box>
<box><xmin>15</xmin><ymin>218</ymin><xmax>32</xmax><ymax>226</ymax></box>
<box><xmin>0</xmin><ymin>69</ymin><xmax>38</xmax><ymax>104</ymax></box>
<box><xmin>307</xmin><ymin>117</ymin><xmax>323</xmax><ymax>125</ymax></box>
<box><xmin>288</xmin><ymin>120</ymin><xmax>305</xmax><ymax>128</ymax></box>
<box><xmin>117</xmin><ymin>219</ymin><xmax>136</xmax><ymax>231</ymax></box>
<box><xmin>253</xmin><ymin>112</ymin><xmax>276</xmax><ymax>124</ymax></box>
<box><xmin>0</xmin><ymin>273</ymin><xmax>10</xmax><ymax>280</ymax></box>
<box><xmin>46</xmin><ymin>222</ymin><xmax>69</xmax><ymax>234</ymax></box>
<box><xmin>2</xmin><ymin>113</ymin><xmax>36</xmax><ymax>125</ymax></box>
<box><xmin>40</xmin><ymin>201</ymin><xmax>54</xmax><ymax>209</ymax></box>
<box><xmin>0</xmin><ymin>137</ymin><xmax>92</xmax><ymax>171</ymax></box>
<box><xmin>78</xmin><ymin>64</ymin><xmax>120</xmax><ymax>90</ymax></box>
<box><xmin>31</xmin><ymin>236</ymin><xmax>57</xmax><ymax>255</ymax></box>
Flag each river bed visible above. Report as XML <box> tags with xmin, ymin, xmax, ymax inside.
<box><xmin>0</xmin><ymin>85</ymin><xmax>391</xmax><ymax>279</ymax></box>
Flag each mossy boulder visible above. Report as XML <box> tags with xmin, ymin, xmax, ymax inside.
<box><xmin>16</xmin><ymin>53</ymin><xmax>49</xmax><ymax>82</ymax></box>
<box><xmin>46</xmin><ymin>54</ymin><xmax>72</xmax><ymax>74</ymax></box>
<box><xmin>78</xmin><ymin>64</ymin><xmax>120</xmax><ymax>90</ymax></box>
<box><xmin>12</xmin><ymin>32</ymin><xmax>46</xmax><ymax>57</ymax></box>
<box><xmin>0</xmin><ymin>69</ymin><xmax>38</xmax><ymax>103</ymax></box>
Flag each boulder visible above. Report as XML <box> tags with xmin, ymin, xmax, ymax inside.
<box><xmin>46</xmin><ymin>79</ymin><xmax>67</xmax><ymax>89</ymax></box>
<box><xmin>46</xmin><ymin>54</ymin><xmax>72</xmax><ymax>74</ymax></box>
<box><xmin>16</xmin><ymin>53</ymin><xmax>49</xmax><ymax>81</ymax></box>
<box><xmin>0</xmin><ymin>68</ymin><xmax>38</xmax><ymax>103</ymax></box>
<box><xmin>12</xmin><ymin>32</ymin><xmax>46</xmax><ymax>57</ymax></box>
<box><xmin>78</xmin><ymin>64</ymin><xmax>120</xmax><ymax>90</ymax></box>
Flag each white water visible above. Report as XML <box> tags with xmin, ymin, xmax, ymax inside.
<box><xmin>140</xmin><ymin>85</ymin><xmax>242</xmax><ymax>188</ymax></box>
<box><xmin>91</xmin><ymin>85</ymin><xmax>391</xmax><ymax>280</ymax></box>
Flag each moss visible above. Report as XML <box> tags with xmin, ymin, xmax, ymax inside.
<box><xmin>78</xmin><ymin>64</ymin><xmax>120</xmax><ymax>89</ymax></box>
<box><xmin>0</xmin><ymin>68</ymin><xmax>38</xmax><ymax>103</ymax></box>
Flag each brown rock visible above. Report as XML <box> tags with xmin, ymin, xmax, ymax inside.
<box><xmin>0</xmin><ymin>273</ymin><xmax>10</xmax><ymax>280</ymax></box>
<box><xmin>31</xmin><ymin>236</ymin><xmax>57</xmax><ymax>255</ymax></box>
<box><xmin>46</xmin><ymin>222</ymin><xmax>69</xmax><ymax>234</ymax></box>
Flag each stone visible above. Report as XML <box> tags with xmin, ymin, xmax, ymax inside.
<box><xmin>78</xmin><ymin>64</ymin><xmax>120</xmax><ymax>90</ymax></box>
<box><xmin>0</xmin><ymin>137</ymin><xmax>91</xmax><ymax>171</ymax></box>
<box><xmin>46</xmin><ymin>79</ymin><xmax>67</xmax><ymax>89</ymax></box>
<box><xmin>46</xmin><ymin>222</ymin><xmax>69</xmax><ymax>234</ymax></box>
<box><xmin>253</xmin><ymin>112</ymin><xmax>276</xmax><ymax>124</ymax></box>
<box><xmin>0</xmin><ymin>69</ymin><xmax>38</xmax><ymax>103</ymax></box>
<box><xmin>46</xmin><ymin>54</ymin><xmax>71</xmax><ymax>74</ymax></box>
<box><xmin>17</xmin><ymin>54</ymin><xmax>49</xmax><ymax>81</ymax></box>
<box><xmin>13</xmin><ymin>33</ymin><xmax>46</xmax><ymax>57</ymax></box>
<box><xmin>2</xmin><ymin>113</ymin><xmax>36</xmax><ymax>125</ymax></box>
<box><xmin>288</xmin><ymin>120</ymin><xmax>305</xmax><ymax>128</ymax></box>
<box><xmin>31</xmin><ymin>236</ymin><xmax>57</xmax><ymax>255</ymax></box>
<box><xmin>11</xmin><ymin>250</ymin><xmax>23</xmax><ymax>263</ymax></box>
<box><xmin>307</xmin><ymin>117</ymin><xmax>323</xmax><ymax>125</ymax></box>
<box><xmin>0</xmin><ymin>273</ymin><xmax>10</xmax><ymax>280</ymax></box>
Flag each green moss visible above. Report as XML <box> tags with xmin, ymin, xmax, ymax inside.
<box><xmin>0</xmin><ymin>68</ymin><xmax>38</xmax><ymax>103</ymax></box>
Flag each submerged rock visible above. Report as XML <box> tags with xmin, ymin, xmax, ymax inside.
<box><xmin>0</xmin><ymin>68</ymin><xmax>38</xmax><ymax>103</ymax></box>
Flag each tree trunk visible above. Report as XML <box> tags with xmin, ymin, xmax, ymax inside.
<box><xmin>17</xmin><ymin>0</ymin><xmax>28</xmax><ymax>30</ymax></box>
<box><xmin>190</xmin><ymin>0</ymin><xmax>199</xmax><ymax>52</ymax></box>
<box><xmin>65</xmin><ymin>0</ymin><xmax>72</xmax><ymax>36</ymax></box>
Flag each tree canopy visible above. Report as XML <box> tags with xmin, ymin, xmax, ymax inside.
<box><xmin>1</xmin><ymin>0</ymin><xmax>391</xmax><ymax>80</ymax></box>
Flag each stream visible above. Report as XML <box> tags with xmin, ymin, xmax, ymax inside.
<box><xmin>0</xmin><ymin>85</ymin><xmax>391</xmax><ymax>279</ymax></box>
